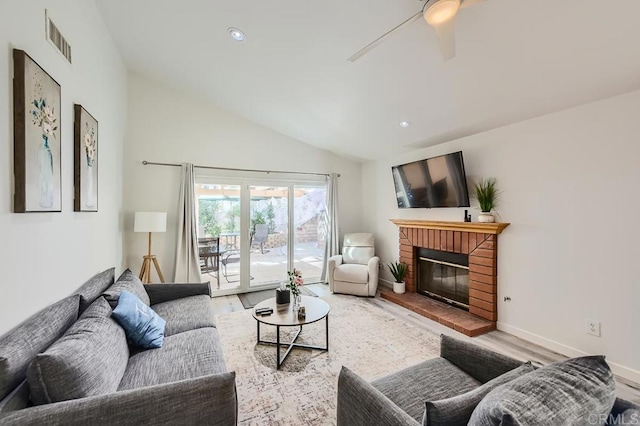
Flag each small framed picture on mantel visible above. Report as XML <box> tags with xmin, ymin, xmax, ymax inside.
<box><xmin>74</xmin><ymin>104</ymin><xmax>98</xmax><ymax>212</ymax></box>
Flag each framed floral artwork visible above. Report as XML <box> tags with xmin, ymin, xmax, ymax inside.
<box><xmin>13</xmin><ymin>49</ymin><xmax>62</xmax><ymax>213</ymax></box>
<box><xmin>74</xmin><ymin>105</ymin><xmax>98</xmax><ymax>212</ymax></box>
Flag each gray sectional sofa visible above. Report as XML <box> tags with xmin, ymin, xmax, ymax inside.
<box><xmin>338</xmin><ymin>335</ymin><xmax>640</xmax><ymax>426</ymax></box>
<box><xmin>0</xmin><ymin>268</ymin><xmax>237</xmax><ymax>426</ymax></box>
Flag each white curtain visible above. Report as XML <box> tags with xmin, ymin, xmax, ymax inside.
<box><xmin>321</xmin><ymin>173</ymin><xmax>340</xmax><ymax>283</ymax></box>
<box><xmin>174</xmin><ymin>163</ymin><xmax>201</xmax><ymax>283</ymax></box>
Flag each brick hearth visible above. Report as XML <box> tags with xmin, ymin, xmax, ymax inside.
<box><xmin>384</xmin><ymin>220</ymin><xmax>510</xmax><ymax>336</ymax></box>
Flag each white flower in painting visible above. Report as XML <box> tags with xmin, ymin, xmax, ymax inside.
<box><xmin>42</xmin><ymin>121</ymin><xmax>53</xmax><ymax>136</ymax></box>
<box><xmin>44</xmin><ymin>106</ymin><xmax>54</xmax><ymax>123</ymax></box>
<box><xmin>30</xmin><ymin>80</ymin><xmax>57</xmax><ymax>142</ymax></box>
<box><xmin>84</xmin><ymin>123</ymin><xmax>97</xmax><ymax>167</ymax></box>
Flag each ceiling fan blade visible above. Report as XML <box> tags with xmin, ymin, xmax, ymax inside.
<box><xmin>433</xmin><ymin>18</ymin><xmax>456</xmax><ymax>60</ymax></box>
<box><xmin>460</xmin><ymin>0</ymin><xmax>485</xmax><ymax>9</ymax></box>
<box><xmin>347</xmin><ymin>11</ymin><xmax>422</xmax><ymax>62</ymax></box>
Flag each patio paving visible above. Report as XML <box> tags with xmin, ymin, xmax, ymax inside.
<box><xmin>201</xmin><ymin>241</ymin><xmax>324</xmax><ymax>291</ymax></box>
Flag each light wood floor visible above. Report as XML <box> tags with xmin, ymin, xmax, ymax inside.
<box><xmin>211</xmin><ymin>283</ymin><xmax>640</xmax><ymax>403</ymax></box>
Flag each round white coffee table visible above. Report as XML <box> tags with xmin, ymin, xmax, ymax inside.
<box><xmin>252</xmin><ymin>295</ymin><xmax>330</xmax><ymax>369</ymax></box>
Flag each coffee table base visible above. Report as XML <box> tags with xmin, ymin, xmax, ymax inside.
<box><xmin>256</xmin><ymin>316</ymin><xmax>329</xmax><ymax>370</ymax></box>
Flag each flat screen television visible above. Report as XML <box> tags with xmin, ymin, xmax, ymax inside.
<box><xmin>391</xmin><ymin>151</ymin><xmax>470</xmax><ymax>208</ymax></box>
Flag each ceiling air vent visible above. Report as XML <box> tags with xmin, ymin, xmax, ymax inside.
<box><xmin>45</xmin><ymin>10</ymin><xmax>72</xmax><ymax>64</ymax></box>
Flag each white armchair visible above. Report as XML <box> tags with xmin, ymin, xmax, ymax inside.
<box><xmin>328</xmin><ymin>233</ymin><xmax>379</xmax><ymax>297</ymax></box>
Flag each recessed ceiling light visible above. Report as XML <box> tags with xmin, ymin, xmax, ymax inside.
<box><xmin>228</xmin><ymin>27</ymin><xmax>246</xmax><ymax>42</ymax></box>
<box><xmin>399</xmin><ymin>121</ymin><xmax>412</xmax><ymax>128</ymax></box>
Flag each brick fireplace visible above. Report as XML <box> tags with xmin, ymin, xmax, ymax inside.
<box><xmin>382</xmin><ymin>220</ymin><xmax>510</xmax><ymax>336</ymax></box>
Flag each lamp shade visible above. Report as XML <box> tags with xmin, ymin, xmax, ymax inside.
<box><xmin>134</xmin><ymin>212</ymin><xmax>167</xmax><ymax>233</ymax></box>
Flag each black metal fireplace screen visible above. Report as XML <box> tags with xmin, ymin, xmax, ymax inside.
<box><xmin>417</xmin><ymin>247</ymin><xmax>469</xmax><ymax>309</ymax></box>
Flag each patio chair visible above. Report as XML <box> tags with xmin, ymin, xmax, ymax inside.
<box><xmin>250</xmin><ymin>223</ymin><xmax>269</xmax><ymax>254</ymax></box>
<box><xmin>221</xmin><ymin>250</ymin><xmax>240</xmax><ymax>282</ymax></box>
<box><xmin>198</xmin><ymin>237</ymin><xmax>220</xmax><ymax>287</ymax></box>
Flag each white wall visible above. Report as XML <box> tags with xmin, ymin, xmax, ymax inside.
<box><xmin>124</xmin><ymin>74</ymin><xmax>363</xmax><ymax>280</ymax></box>
<box><xmin>363</xmin><ymin>90</ymin><xmax>640</xmax><ymax>382</ymax></box>
<box><xmin>0</xmin><ymin>1</ymin><xmax>127</xmax><ymax>334</ymax></box>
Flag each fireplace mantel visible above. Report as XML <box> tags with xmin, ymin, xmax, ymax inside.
<box><xmin>390</xmin><ymin>219</ymin><xmax>510</xmax><ymax>235</ymax></box>
<box><xmin>384</xmin><ymin>218</ymin><xmax>510</xmax><ymax>336</ymax></box>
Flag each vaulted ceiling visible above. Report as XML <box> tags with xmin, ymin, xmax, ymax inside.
<box><xmin>96</xmin><ymin>0</ymin><xmax>640</xmax><ymax>161</ymax></box>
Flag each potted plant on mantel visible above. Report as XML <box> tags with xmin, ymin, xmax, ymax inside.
<box><xmin>474</xmin><ymin>178</ymin><xmax>499</xmax><ymax>223</ymax></box>
<box><xmin>388</xmin><ymin>261</ymin><xmax>409</xmax><ymax>294</ymax></box>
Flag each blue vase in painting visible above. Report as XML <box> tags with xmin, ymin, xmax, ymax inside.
<box><xmin>38</xmin><ymin>134</ymin><xmax>54</xmax><ymax>208</ymax></box>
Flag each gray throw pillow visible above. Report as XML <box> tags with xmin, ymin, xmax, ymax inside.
<box><xmin>619</xmin><ymin>409</ymin><xmax>640</xmax><ymax>425</ymax></box>
<box><xmin>27</xmin><ymin>297</ymin><xmax>129</xmax><ymax>404</ymax></box>
<box><xmin>423</xmin><ymin>362</ymin><xmax>535</xmax><ymax>426</ymax></box>
<box><xmin>468</xmin><ymin>356</ymin><xmax>616</xmax><ymax>426</ymax></box>
<box><xmin>74</xmin><ymin>267</ymin><xmax>115</xmax><ymax>313</ymax></box>
<box><xmin>103</xmin><ymin>268</ymin><xmax>150</xmax><ymax>308</ymax></box>
<box><xmin>0</xmin><ymin>295</ymin><xmax>79</xmax><ymax>401</ymax></box>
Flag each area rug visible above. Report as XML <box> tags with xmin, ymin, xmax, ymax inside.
<box><xmin>215</xmin><ymin>292</ymin><xmax>441</xmax><ymax>425</ymax></box>
<box><xmin>238</xmin><ymin>286</ymin><xmax>318</xmax><ymax>309</ymax></box>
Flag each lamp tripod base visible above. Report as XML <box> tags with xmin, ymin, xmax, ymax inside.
<box><xmin>139</xmin><ymin>255</ymin><xmax>165</xmax><ymax>284</ymax></box>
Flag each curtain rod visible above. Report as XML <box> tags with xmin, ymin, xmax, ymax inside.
<box><xmin>141</xmin><ymin>161</ymin><xmax>340</xmax><ymax>178</ymax></box>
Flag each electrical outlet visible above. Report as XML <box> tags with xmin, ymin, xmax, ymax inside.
<box><xmin>586</xmin><ymin>319</ymin><xmax>601</xmax><ymax>337</ymax></box>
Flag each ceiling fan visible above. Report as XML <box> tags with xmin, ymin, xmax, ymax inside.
<box><xmin>347</xmin><ymin>0</ymin><xmax>485</xmax><ymax>62</ymax></box>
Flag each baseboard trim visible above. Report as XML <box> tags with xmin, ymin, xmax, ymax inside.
<box><xmin>497</xmin><ymin>322</ymin><xmax>640</xmax><ymax>384</ymax></box>
<box><xmin>379</xmin><ymin>278</ymin><xmax>393</xmax><ymax>289</ymax></box>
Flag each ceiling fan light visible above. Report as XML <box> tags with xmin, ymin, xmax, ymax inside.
<box><xmin>424</xmin><ymin>0</ymin><xmax>461</xmax><ymax>26</ymax></box>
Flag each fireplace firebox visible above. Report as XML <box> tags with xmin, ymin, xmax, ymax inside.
<box><xmin>417</xmin><ymin>247</ymin><xmax>469</xmax><ymax>310</ymax></box>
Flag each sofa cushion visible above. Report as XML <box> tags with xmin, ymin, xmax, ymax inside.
<box><xmin>152</xmin><ymin>295</ymin><xmax>216</xmax><ymax>336</ymax></box>
<box><xmin>343</xmin><ymin>247</ymin><xmax>374</xmax><ymax>265</ymax></box>
<box><xmin>342</xmin><ymin>233</ymin><xmax>375</xmax><ymax>265</ymax></box>
<box><xmin>0</xmin><ymin>295</ymin><xmax>79</xmax><ymax>401</ymax></box>
<box><xmin>469</xmin><ymin>356</ymin><xmax>616</xmax><ymax>426</ymax></box>
<box><xmin>103</xmin><ymin>269</ymin><xmax>150</xmax><ymax>308</ymax></box>
<box><xmin>27</xmin><ymin>297</ymin><xmax>129</xmax><ymax>404</ymax></box>
<box><xmin>372</xmin><ymin>357</ymin><xmax>481</xmax><ymax>422</ymax></box>
<box><xmin>338</xmin><ymin>366</ymin><xmax>422</xmax><ymax>426</ymax></box>
<box><xmin>118</xmin><ymin>327</ymin><xmax>226</xmax><ymax>391</ymax></box>
<box><xmin>0</xmin><ymin>380</ymin><xmax>29</xmax><ymax>414</ymax></box>
<box><xmin>619</xmin><ymin>409</ymin><xmax>640</xmax><ymax>425</ymax></box>
<box><xmin>334</xmin><ymin>264</ymin><xmax>369</xmax><ymax>284</ymax></box>
<box><xmin>440</xmin><ymin>334</ymin><xmax>525</xmax><ymax>384</ymax></box>
<box><xmin>423</xmin><ymin>362</ymin><xmax>535</xmax><ymax>426</ymax></box>
<box><xmin>73</xmin><ymin>267</ymin><xmax>115</xmax><ymax>313</ymax></box>
<box><xmin>112</xmin><ymin>290</ymin><xmax>166</xmax><ymax>349</ymax></box>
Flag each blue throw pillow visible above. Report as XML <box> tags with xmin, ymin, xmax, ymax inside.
<box><xmin>112</xmin><ymin>290</ymin><xmax>165</xmax><ymax>349</ymax></box>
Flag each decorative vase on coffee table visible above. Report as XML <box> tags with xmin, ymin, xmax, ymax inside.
<box><xmin>292</xmin><ymin>294</ymin><xmax>301</xmax><ymax>311</ymax></box>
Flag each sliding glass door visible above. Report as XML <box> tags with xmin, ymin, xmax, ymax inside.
<box><xmin>293</xmin><ymin>184</ymin><xmax>327</xmax><ymax>284</ymax></box>
<box><xmin>195</xmin><ymin>176</ymin><xmax>327</xmax><ymax>295</ymax></box>
<box><xmin>249</xmin><ymin>186</ymin><xmax>289</xmax><ymax>287</ymax></box>
<box><xmin>195</xmin><ymin>182</ymin><xmax>242</xmax><ymax>293</ymax></box>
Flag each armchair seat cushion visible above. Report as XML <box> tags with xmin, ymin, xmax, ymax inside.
<box><xmin>334</xmin><ymin>264</ymin><xmax>369</xmax><ymax>284</ymax></box>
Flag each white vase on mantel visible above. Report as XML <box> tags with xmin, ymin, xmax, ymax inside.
<box><xmin>393</xmin><ymin>281</ymin><xmax>406</xmax><ymax>294</ymax></box>
<box><xmin>478</xmin><ymin>212</ymin><xmax>495</xmax><ymax>223</ymax></box>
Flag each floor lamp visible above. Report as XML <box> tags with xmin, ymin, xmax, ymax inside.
<box><xmin>134</xmin><ymin>212</ymin><xmax>167</xmax><ymax>284</ymax></box>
